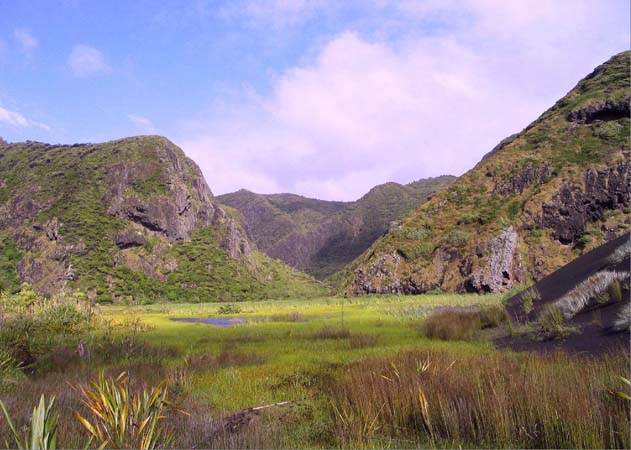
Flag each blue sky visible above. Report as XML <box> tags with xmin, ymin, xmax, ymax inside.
<box><xmin>1</xmin><ymin>0</ymin><xmax>629</xmax><ymax>200</ymax></box>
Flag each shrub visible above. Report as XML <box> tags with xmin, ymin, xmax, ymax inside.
<box><xmin>443</xmin><ymin>230</ymin><xmax>470</xmax><ymax>248</ymax></box>
<box><xmin>479</xmin><ymin>305</ymin><xmax>508</xmax><ymax>328</ymax></box>
<box><xmin>421</xmin><ymin>310</ymin><xmax>481</xmax><ymax>341</ymax></box>
<box><xmin>520</xmin><ymin>287</ymin><xmax>541</xmax><ymax>315</ymax></box>
<box><xmin>216</xmin><ymin>303</ymin><xmax>242</xmax><ymax>315</ymax></box>
<box><xmin>538</xmin><ymin>305</ymin><xmax>577</xmax><ymax>339</ymax></box>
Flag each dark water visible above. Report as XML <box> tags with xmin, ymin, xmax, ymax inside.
<box><xmin>170</xmin><ymin>317</ymin><xmax>247</xmax><ymax>327</ymax></box>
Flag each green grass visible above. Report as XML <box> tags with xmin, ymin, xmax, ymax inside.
<box><xmin>1</xmin><ymin>293</ymin><xmax>628</xmax><ymax>449</ymax></box>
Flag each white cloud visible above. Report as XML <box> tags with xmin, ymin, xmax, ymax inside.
<box><xmin>67</xmin><ymin>44</ymin><xmax>110</xmax><ymax>77</ymax></box>
<box><xmin>0</xmin><ymin>106</ymin><xmax>50</xmax><ymax>131</ymax></box>
<box><xmin>127</xmin><ymin>114</ymin><xmax>156</xmax><ymax>133</ymax></box>
<box><xmin>179</xmin><ymin>0</ymin><xmax>628</xmax><ymax>201</ymax></box>
<box><xmin>13</xmin><ymin>28</ymin><xmax>38</xmax><ymax>53</ymax></box>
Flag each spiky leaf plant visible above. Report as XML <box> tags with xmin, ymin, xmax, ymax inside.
<box><xmin>74</xmin><ymin>371</ymin><xmax>174</xmax><ymax>450</ymax></box>
<box><xmin>0</xmin><ymin>395</ymin><xmax>58</xmax><ymax>449</ymax></box>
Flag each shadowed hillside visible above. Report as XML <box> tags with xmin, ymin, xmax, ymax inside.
<box><xmin>218</xmin><ymin>176</ymin><xmax>455</xmax><ymax>278</ymax></box>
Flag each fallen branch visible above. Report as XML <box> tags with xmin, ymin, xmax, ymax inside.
<box><xmin>192</xmin><ymin>399</ymin><xmax>304</xmax><ymax>449</ymax></box>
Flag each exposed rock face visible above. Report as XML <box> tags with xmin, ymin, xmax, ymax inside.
<box><xmin>542</xmin><ymin>159</ymin><xmax>630</xmax><ymax>244</ymax></box>
<box><xmin>464</xmin><ymin>227</ymin><xmax>524</xmax><ymax>292</ymax></box>
<box><xmin>351</xmin><ymin>252</ymin><xmax>403</xmax><ymax>294</ymax></box>
<box><xmin>0</xmin><ymin>136</ymin><xmax>320</xmax><ymax>301</ymax></box>
<box><xmin>568</xmin><ymin>99</ymin><xmax>630</xmax><ymax>124</ymax></box>
<box><xmin>115</xmin><ymin>229</ymin><xmax>148</xmax><ymax>249</ymax></box>
<box><xmin>494</xmin><ymin>162</ymin><xmax>552</xmax><ymax>195</ymax></box>
<box><xmin>342</xmin><ymin>51</ymin><xmax>631</xmax><ymax>295</ymax></box>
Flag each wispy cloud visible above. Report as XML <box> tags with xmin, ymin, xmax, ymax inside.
<box><xmin>218</xmin><ymin>0</ymin><xmax>335</xmax><ymax>29</ymax></box>
<box><xmin>13</xmin><ymin>28</ymin><xmax>39</xmax><ymax>53</ymax></box>
<box><xmin>67</xmin><ymin>44</ymin><xmax>110</xmax><ymax>77</ymax></box>
<box><xmin>0</xmin><ymin>105</ymin><xmax>50</xmax><ymax>131</ymax></box>
<box><xmin>127</xmin><ymin>114</ymin><xmax>155</xmax><ymax>133</ymax></box>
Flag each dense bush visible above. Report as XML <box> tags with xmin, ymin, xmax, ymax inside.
<box><xmin>0</xmin><ymin>284</ymin><xmax>94</xmax><ymax>368</ymax></box>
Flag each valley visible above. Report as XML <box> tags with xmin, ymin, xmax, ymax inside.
<box><xmin>0</xmin><ymin>30</ymin><xmax>629</xmax><ymax>450</ymax></box>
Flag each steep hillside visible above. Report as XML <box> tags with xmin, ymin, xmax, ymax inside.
<box><xmin>218</xmin><ymin>176</ymin><xmax>455</xmax><ymax>278</ymax></box>
<box><xmin>0</xmin><ymin>136</ymin><xmax>327</xmax><ymax>302</ymax></box>
<box><xmin>340</xmin><ymin>51</ymin><xmax>630</xmax><ymax>295</ymax></box>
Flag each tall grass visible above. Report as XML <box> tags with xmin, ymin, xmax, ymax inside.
<box><xmin>329</xmin><ymin>349</ymin><xmax>630</xmax><ymax>448</ymax></box>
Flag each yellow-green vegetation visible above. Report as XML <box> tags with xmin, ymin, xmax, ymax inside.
<box><xmin>1</xmin><ymin>289</ymin><xmax>628</xmax><ymax>448</ymax></box>
<box><xmin>337</xmin><ymin>51</ymin><xmax>630</xmax><ymax>295</ymax></box>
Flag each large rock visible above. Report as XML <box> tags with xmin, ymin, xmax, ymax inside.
<box><xmin>464</xmin><ymin>227</ymin><xmax>524</xmax><ymax>292</ymax></box>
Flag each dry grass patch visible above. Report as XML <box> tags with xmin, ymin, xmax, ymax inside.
<box><xmin>349</xmin><ymin>334</ymin><xmax>378</xmax><ymax>349</ymax></box>
<box><xmin>421</xmin><ymin>310</ymin><xmax>481</xmax><ymax>341</ymax></box>
<box><xmin>308</xmin><ymin>327</ymin><xmax>352</xmax><ymax>340</ymax></box>
<box><xmin>329</xmin><ymin>349</ymin><xmax>630</xmax><ymax>448</ymax></box>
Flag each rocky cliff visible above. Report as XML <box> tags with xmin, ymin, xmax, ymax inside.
<box><xmin>218</xmin><ymin>176</ymin><xmax>455</xmax><ymax>279</ymax></box>
<box><xmin>340</xmin><ymin>51</ymin><xmax>630</xmax><ymax>295</ymax></box>
<box><xmin>0</xmin><ymin>136</ymin><xmax>326</xmax><ymax>302</ymax></box>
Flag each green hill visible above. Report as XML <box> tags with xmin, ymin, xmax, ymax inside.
<box><xmin>338</xmin><ymin>51</ymin><xmax>630</xmax><ymax>295</ymax></box>
<box><xmin>0</xmin><ymin>136</ymin><xmax>327</xmax><ymax>302</ymax></box>
<box><xmin>218</xmin><ymin>176</ymin><xmax>455</xmax><ymax>279</ymax></box>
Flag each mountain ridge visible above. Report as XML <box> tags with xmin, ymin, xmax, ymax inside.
<box><xmin>0</xmin><ymin>135</ymin><xmax>327</xmax><ymax>302</ymax></box>
<box><xmin>337</xmin><ymin>50</ymin><xmax>630</xmax><ymax>295</ymax></box>
<box><xmin>218</xmin><ymin>175</ymin><xmax>455</xmax><ymax>278</ymax></box>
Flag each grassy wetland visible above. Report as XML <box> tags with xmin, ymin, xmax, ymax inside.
<box><xmin>0</xmin><ymin>289</ymin><xmax>628</xmax><ymax>449</ymax></box>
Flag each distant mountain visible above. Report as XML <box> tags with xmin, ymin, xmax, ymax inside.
<box><xmin>338</xmin><ymin>51</ymin><xmax>630</xmax><ymax>295</ymax></box>
<box><xmin>218</xmin><ymin>176</ymin><xmax>455</xmax><ymax>279</ymax></box>
<box><xmin>0</xmin><ymin>136</ymin><xmax>327</xmax><ymax>302</ymax></box>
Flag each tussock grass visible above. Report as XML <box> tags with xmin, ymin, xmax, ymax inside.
<box><xmin>538</xmin><ymin>305</ymin><xmax>578</xmax><ymax>339</ymax></box>
<box><xmin>554</xmin><ymin>270</ymin><xmax>629</xmax><ymax>318</ymax></box>
<box><xmin>613</xmin><ymin>303</ymin><xmax>631</xmax><ymax>331</ymax></box>
<box><xmin>329</xmin><ymin>349</ymin><xmax>630</xmax><ymax>448</ymax></box>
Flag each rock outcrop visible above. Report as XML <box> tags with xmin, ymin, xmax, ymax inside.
<box><xmin>0</xmin><ymin>136</ymin><xmax>323</xmax><ymax>301</ymax></box>
<box><xmin>541</xmin><ymin>159</ymin><xmax>630</xmax><ymax>244</ymax></box>
<box><xmin>342</xmin><ymin>50</ymin><xmax>631</xmax><ymax>295</ymax></box>
<box><xmin>568</xmin><ymin>99</ymin><xmax>630</xmax><ymax>124</ymax></box>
